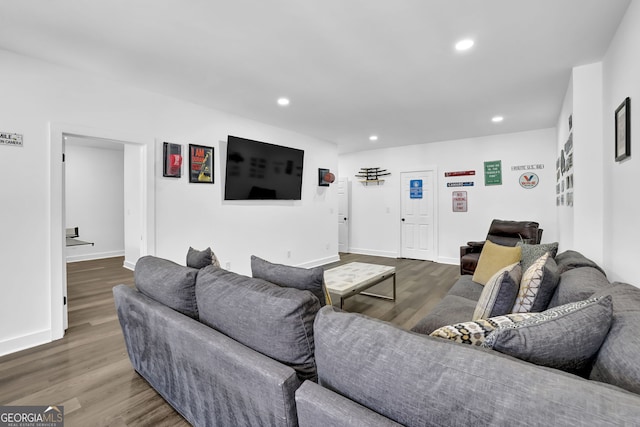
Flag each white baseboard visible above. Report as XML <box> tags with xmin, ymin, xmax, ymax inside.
<box><xmin>0</xmin><ymin>329</ymin><xmax>52</xmax><ymax>357</ymax></box>
<box><xmin>437</xmin><ymin>256</ymin><xmax>460</xmax><ymax>265</ymax></box>
<box><xmin>66</xmin><ymin>250</ymin><xmax>125</xmax><ymax>263</ymax></box>
<box><xmin>347</xmin><ymin>247</ymin><xmax>400</xmax><ymax>259</ymax></box>
<box><xmin>123</xmin><ymin>260</ymin><xmax>136</xmax><ymax>271</ymax></box>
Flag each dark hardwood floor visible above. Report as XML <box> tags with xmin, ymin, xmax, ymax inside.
<box><xmin>0</xmin><ymin>254</ymin><xmax>458</xmax><ymax>426</ymax></box>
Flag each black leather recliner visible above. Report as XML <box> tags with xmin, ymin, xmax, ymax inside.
<box><xmin>459</xmin><ymin>219</ymin><xmax>543</xmax><ymax>275</ymax></box>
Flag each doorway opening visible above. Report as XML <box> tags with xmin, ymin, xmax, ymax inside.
<box><xmin>50</xmin><ymin>124</ymin><xmax>155</xmax><ymax>338</ymax></box>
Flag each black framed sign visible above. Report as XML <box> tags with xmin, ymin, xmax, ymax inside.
<box><xmin>615</xmin><ymin>97</ymin><xmax>630</xmax><ymax>162</ymax></box>
<box><xmin>162</xmin><ymin>142</ymin><xmax>182</xmax><ymax>178</ymax></box>
<box><xmin>189</xmin><ymin>144</ymin><xmax>214</xmax><ymax>183</ymax></box>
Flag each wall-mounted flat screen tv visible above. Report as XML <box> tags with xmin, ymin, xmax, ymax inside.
<box><xmin>224</xmin><ymin>135</ymin><xmax>304</xmax><ymax>200</ymax></box>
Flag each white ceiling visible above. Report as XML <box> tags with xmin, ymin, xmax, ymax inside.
<box><xmin>0</xmin><ymin>0</ymin><xmax>631</xmax><ymax>153</ymax></box>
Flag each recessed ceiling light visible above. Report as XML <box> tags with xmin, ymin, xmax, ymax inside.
<box><xmin>369</xmin><ymin>135</ymin><xmax>378</xmax><ymax>141</ymax></box>
<box><xmin>455</xmin><ymin>39</ymin><xmax>474</xmax><ymax>51</ymax></box>
<box><xmin>492</xmin><ymin>116</ymin><xmax>504</xmax><ymax>123</ymax></box>
<box><xmin>277</xmin><ymin>97</ymin><xmax>290</xmax><ymax>106</ymax></box>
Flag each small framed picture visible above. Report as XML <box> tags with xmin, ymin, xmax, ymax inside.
<box><xmin>163</xmin><ymin>142</ymin><xmax>182</xmax><ymax>178</ymax></box>
<box><xmin>189</xmin><ymin>144</ymin><xmax>214</xmax><ymax>183</ymax></box>
<box><xmin>615</xmin><ymin>97</ymin><xmax>630</xmax><ymax>162</ymax></box>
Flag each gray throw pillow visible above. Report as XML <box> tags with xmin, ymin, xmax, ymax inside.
<box><xmin>134</xmin><ymin>255</ymin><xmax>199</xmax><ymax>318</ymax></box>
<box><xmin>517</xmin><ymin>241</ymin><xmax>559</xmax><ymax>272</ymax></box>
<box><xmin>484</xmin><ymin>295</ymin><xmax>613</xmax><ymax>375</ymax></box>
<box><xmin>251</xmin><ymin>255</ymin><xmax>326</xmax><ymax>305</ymax></box>
<box><xmin>473</xmin><ymin>262</ymin><xmax>522</xmax><ymax>319</ymax></box>
<box><xmin>186</xmin><ymin>246</ymin><xmax>221</xmax><ymax>269</ymax></box>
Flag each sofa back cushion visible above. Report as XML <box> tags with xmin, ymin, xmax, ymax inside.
<box><xmin>313</xmin><ymin>306</ymin><xmax>640</xmax><ymax>426</ymax></box>
<box><xmin>589</xmin><ymin>282</ymin><xmax>640</xmax><ymax>394</ymax></box>
<box><xmin>547</xmin><ymin>266</ymin><xmax>611</xmax><ymax>308</ymax></box>
<box><xmin>251</xmin><ymin>255</ymin><xmax>326</xmax><ymax>305</ymax></box>
<box><xmin>134</xmin><ymin>256</ymin><xmax>199</xmax><ymax>319</ymax></box>
<box><xmin>196</xmin><ymin>266</ymin><xmax>320</xmax><ymax>381</ymax></box>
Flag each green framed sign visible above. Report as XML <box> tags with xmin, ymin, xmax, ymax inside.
<box><xmin>484</xmin><ymin>160</ymin><xmax>502</xmax><ymax>186</ymax></box>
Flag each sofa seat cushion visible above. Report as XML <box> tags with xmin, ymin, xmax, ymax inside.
<box><xmin>195</xmin><ymin>266</ymin><xmax>321</xmax><ymax>381</ymax></box>
<box><xmin>251</xmin><ymin>255</ymin><xmax>326</xmax><ymax>305</ymax></box>
<box><xmin>589</xmin><ymin>282</ymin><xmax>640</xmax><ymax>394</ymax></box>
<box><xmin>472</xmin><ymin>240</ymin><xmax>522</xmax><ymax>285</ymax></box>
<box><xmin>314</xmin><ymin>306</ymin><xmax>640</xmax><ymax>426</ymax></box>
<box><xmin>547</xmin><ymin>266</ymin><xmax>611</xmax><ymax>308</ymax></box>
<box><xmin>484</xmin><ymin>296</ymin><xmax>613</xmax><ymax>376</ymax></box>
<box><xmin>511</xmin><ymin>253</ymin><xmax>560</xmax><ymax>313</ymax></box>
<box><xmin>410</xmin><ymin>294</ymin><xmax>477</xmax><ymax>335</ymax></box>
<box><xmin>446</xmin><ymin>274</ymin><xmax>484</xmax><ymax>300</ymax></box>
<box><xmin>134</xmin><ymin>256</ymin><xmax>199</xmax><ymax>319</ymax></box>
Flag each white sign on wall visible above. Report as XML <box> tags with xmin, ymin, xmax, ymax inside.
<box><xmin>0</xmin><ymin>132</ymin><xmax>23</xmax><ymax>147</ymax></box>
<box><xmin>452</xmin><ymin>191</ymin><xmax>468</xmax><ymax>212</ymax></box>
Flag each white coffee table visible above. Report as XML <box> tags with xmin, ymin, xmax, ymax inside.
<box><xmin>324</xmin><ymin>262</ymin><xmax>396</xmax><ymax>309</ymax></box>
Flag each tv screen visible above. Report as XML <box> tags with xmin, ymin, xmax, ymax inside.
<box><xmin>224</xmin><ymin>135</ymin><xmax>304</xmax><ymax>200</ymax></box>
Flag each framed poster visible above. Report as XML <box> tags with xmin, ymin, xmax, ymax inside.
<box><xmin>615</xmin><ymin>97</ymin><xmax>630</xmax><ymax>162</ymax></box>
<box><xmin>484</xmin><ymin>160</ymin><xmax>502</xmax><ymax>186</ymax></box>
<box><xmin>163</xmin><ymin>142</ymin><xmax>182</xmax><ymax>178</ymax></box>
<box><xmin>189</xmin><ymin>144</ymin><xmax>214</xmax><ymax>183</ymax></box>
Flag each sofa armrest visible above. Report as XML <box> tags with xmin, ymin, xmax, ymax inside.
<box><xmin>466</xmin><ymin>240</ymin><xmax>486</xmax><ymax>249</ymax></box>
<box><xmin>114</xmin><ymin>285</ymin><xmax>301</xmax><ymax>427</ymax></box>
<box><xmin>295</xmin><ymin>381</ymin><xmax>401</xmax><ymax>427</ymax></box>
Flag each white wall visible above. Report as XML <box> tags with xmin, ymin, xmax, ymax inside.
<box><xmin>602</xmin><ymin>0</ymin><xmax>640</xmax><ymax>284</ymax></box>
<box><xmin>65</xmin><ymin>143</ymin><xmax>125</xmax><ymax>262</ymax></box>
<box><xmin>339</xmin><ymin>128</ymin><xmax>558</xmax><ymax>264</ymax></box>
<box><xmin>556</xmin><ymin>63</ymin><xmax>605</xmax><ymax>266</ymax></box>
<box><xmin>0</xmin><ymin>49</ymin><xmax>338</xmax><ymax>356</ymax></box>
<box><xmin>556</xmin><ymin>77</ymin><xmax>575</xmax><ymax>249</ymax></box>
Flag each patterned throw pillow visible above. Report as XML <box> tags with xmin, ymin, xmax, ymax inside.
<box><xmin>429</xmin><ymin>313</ymin><xmax>535</xmax><ymax>346</ymax></box>
<box><xmin>472</xmin><ymin>240</ymin><xmax>522</xmax><ymax>285</ymax></box>
<box><xmin>511</xmin><ymin>252</ymin><xmax>560</xmax><ymax>313</ymax></box>
<box><xmin>517</xmin><ymin>242</ymin><xmax>559</xmax><ymax>272</ymax></box>
<box><xmin>473</xmin><ymin>262</ymin><xmax>522</xmax><ymax>320</ymax></box>
<box><xmin>186</xmin><ymin>246</ymin><xmax>221</xmax><ymax>269</ymax></box>
<box><xmin>484</xmin><ymin>296</ymin><xmax>613</xmax><ymax>375</ymax></box>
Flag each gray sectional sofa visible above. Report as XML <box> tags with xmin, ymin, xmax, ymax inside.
<box><xmin>296</xmin><ymin>250</ymin><xmax>640</xmax><ymax>426</ymax></box>
<box><xmin>114</xmin><ymin>256</ymin><xmax>322</xmax><ymax>427</ymax></box>
<box><xmin>115</xmin><ymin>251</ymin><xmax>640</xmax><ymax>426</ymax></box>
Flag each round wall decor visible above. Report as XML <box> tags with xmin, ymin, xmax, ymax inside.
<box><xmin>519</xmin><ymin>173</ymin><xmax>539</xmax><ymax>189</ymax></box>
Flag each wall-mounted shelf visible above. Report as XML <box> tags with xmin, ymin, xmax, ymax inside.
<box><xmin>355</xmin><ymin>167</ymin><xmax>390</xmax><ymax>185</ymax></box>
<box><xmin>359</xmin><ymin>179</ymin><xmax>385</xmax><ymax>185</ymax></box>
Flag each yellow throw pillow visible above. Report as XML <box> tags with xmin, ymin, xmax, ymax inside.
<box><xmin>471</xmin><ymin>240</ymin><xmax>522</xmax><ymax>285</ymax></box>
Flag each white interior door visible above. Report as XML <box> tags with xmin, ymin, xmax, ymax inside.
<box><xmin>401</xmin><ymin>170</ymin><xmax>436</xmax><ymax>261</ymax></box>
<box><xmin>338</xmin><ymin>178</ymin><xmax>350</xmax><ymax>253</ymax></box>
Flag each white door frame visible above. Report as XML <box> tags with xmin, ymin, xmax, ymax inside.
<box><xmin>399</xmin><ymin>168</ymin><xmax>438</xmax><ymax>261</ymax></box>
<box><xmin>49</xmin><ymin>123</ymin><xmax>155</xmax><ymax>339</ymax></box>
